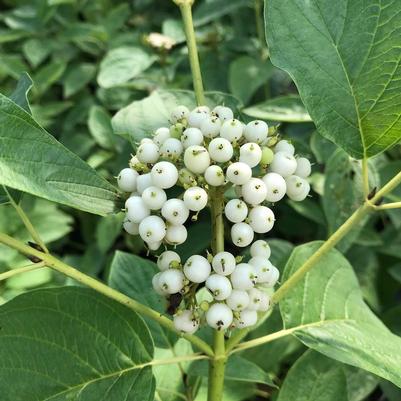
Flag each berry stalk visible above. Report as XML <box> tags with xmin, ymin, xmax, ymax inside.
<box><xmin>208</xmin><ymin>188</ymin><xmax>227</xmax><ymax>401</ymax></box>
<box><xmin>176</xmin><ymin>0</ymin><xmax>206</xmax><ymax>105</ymax></box>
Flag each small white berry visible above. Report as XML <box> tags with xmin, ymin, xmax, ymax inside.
<box><xmin>184</xmin><ymin>145</ymin><xmax>211</xmax><ymax>174</ymax></box>
<box><xmin>220</xmin><ymin>119</ymin><xmax>243</xmax><ymax>142</ymax></box>
<box><xmin>142</xmin><ymin>186</ymin><xmax>167</xmax><ymax>210</ymax></box>
<box><xmin>247</xmin><ymin>288</ymin><xmax>264</xmax><ymax>310</ymax></box>
<box><xmin>204</xmin><ymin>165</ymin><xmax>225</xmax><ymax>186</ymax></box>
<box><xmin>123</xmin><ymin>218</ymin><xmax>139</xmax><ymax>235</ymax></box>
<box><xmin>146</xmin><ymin>240</ymin><xmax>162</xmax><ymax>251</ymax></box>
<box><xmin>235</xmin><ymin>309</ymin><xmax>258</xmax><ymax>328</ymax></box>
<box><xmin>286</xmin><ymin>175</ymin><xmax>310</xmax><ymax>201</ymax></box>
<box><xmin>226</xmin><ymin>162</ymin><xmax>252</xmax><ymax>185</ymax></box>
<box><xmin>250</xmin><ymin>240</ymin><xmax>271</xmax><ymax>259</ymax></box>
<box><xmin>269</xmin><ymin>151</ymin><xmax>297</xmax><ymax>178</ymax></box>
<box><xmin>136</xmin><ymin>173</ymin><xmax>153</xmax><ymax>195</ymax></box>
<box><xmin>241</xmin><ymin>178</ymin><xmax>267</xmax><ymax>205</ymax></box>
<box><xmin>230</xmin><ymin>263</ymin><xmax>257</xmax><ymax>290</ymax></box>
<box><xmin>226</xmin><ymin>289</ymin><xmax>250</xmax><ymax>311</ymax></box>
<box><xmin>125</xmin><ymin>196</ymin><xmax>150</xmax><ymax>223</ymax></box>
<box><xmin>161</xmin><ymin>199</ymin><xmax>189</xmax><ymax>225</ymax></box>
<box><xmin>213</xmin><ymin>106</ymin><xmax>233</xmax><ymax>122</ymax></box>
<box><xmin>248</xmin><ymin>206</ymin><xmax>275</xmax><ymax>234</ymax></box>
<box><xmin>275</xmin><ymin>140</ymin><xmax>295</xmax><ymax>155</ymax></box>
<box><xmin>181</xmin><ymin>127</ymin><xmax>204</xmax><ymax>148</ymax></box>
<box><xmin>183</xmin><ymin>186</ymin><xmax>208</xmax><ymax>211</ymax></box>
<box><xmin>206</xmin><ymin>274</ymin><xmax>232</xmax><ymax>300</ymax></box>
<box><xmin>295</xmin><ymin>157</ymin><xmax>312</xmax><ymax>178</ymax></box>
<box><xmin>262</xmin><ymin>173</ymin><xmax>287</xmax><ymax>202</ymax></box>
<box><xmin>152</xmin><ymin>272</ymin><xmax>167</xmax><ymax>295</ymax></box>
<box><xmin>224</xmin><ymin>199</ymin><xmax>248</xmax><ymax>223</ymax></box>
<box><xmin>153</xmin><ymin>127</ymin><xmax>170</xmax><ymax>146</ymax></box>
<box><xmin>184</xmin><ymin>255</ymin><xmax>211</xmax><ymax>283</ymax></box>
<box><xmin>140</xmin><ymin>138</ymin><xmax>154</xmax><ymax>145</ymax></box>
<box><xmin>160</xmin><ymin>138</ymin><xmax>183</xmax><ymax>157</ymax></box>
<box><xmin>239</xmin><ymin>143</ymin><xmax>262</xmax><ymax>168</ymax></box>
<box><xmin>208</xmin><ymin>138</ymin><xmax>233</xmax><ymax>163</ymax></box>
<box><xmin>244</xmin><ymin>120</ymin><xmax>268</xmax><ymax>144</ymax></box>
<box><xmin>165</xmin><ymin>224</ymin><xmax>188</xmax><ymax>245</ymax></box>
<box><xmin>212</xmin><ymin>251</ymin><xmax>236</xmax><ymax>276</ymax></box>
<box><xmin>170</xmin><ymin>105</ymin><xmax>190</xmax><ymax>123</ymax></box>
<box><xmin>258</xmin><ymin>292</ymin><xmax>271</xmax><ymax>311</ymax></box>
<box><xmin>188</xmin><ymin>106</ymin><xmax>210</xmax><ymax>128</ymax></box>
<box><xmin>200</xmin><ymin>116</ymin><xmax>222</xmax><ymax>138</ymax></box>
<box><xmin>158</xmin><ymin>269</ymin><xmax>185</xmax><ymax>294</ymax></box>
<box><xmin>139</xmin><ymin>215</ymin><xmax>166</xmax><ymax>243</ymax></box>
<box><xmin>137</xmin><ymin>142</ymin><xmax>159</xmax><ymax>164</ymax></box>
<box><xmin>231</xmin><ymin>222</ymin><xmax>254</xmax><ymax>247</ymax></box>
<box><xmin>174</xmin><ymin>310</ymin><xmax>199</xmax><ymax>333</ymax></box>
<box><xmin>151</xmin><ymin>161</ymin><xmax>179</xmax><ymax>189</ymax></box>
<box><xmin>157</xmin><ymin>251</ymin><xmax>181</xmax><ymax>271</ymax></box>
<box><xmin>206</xmin><ymin>303</ymin><xmax>233</xmax><ymax>330</ymax></box>
<box><xmin>117</xmin><ymin>168</ymin><xmax>138</xmax><ymax>192</ymax></box>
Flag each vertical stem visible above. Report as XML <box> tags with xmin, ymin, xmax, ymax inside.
<box><xmin>254</xmin><ymin>0</ymin><xmax>268</xmax><ymax>60</ymax></box>
<box><xmin>177</xmin><ymin>1</ymin><xmax>206</xmax><ymax>106</ymax></box>
<box><xmin>362</xmin><ymin>157</ymin><xmax>369</xmax><ymax>198</ymax></box>
<box><xmin>208</xmin><ymin>188</ymin><xmax>227</xmax><ymax>401</ymax></box>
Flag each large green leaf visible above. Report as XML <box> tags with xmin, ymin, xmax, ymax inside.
<box><xmin>266</xmin><ymin>0</ymin><xmax>401</xmax><ymax>158</ymax></box>
<box><xmin>0</xmin><ymin>287</ymin><xmax>155</xmax><ymax>401</ymax></box>
<box><xmin>0</xmin><ymin>93</ymin><xmax>118</xmax><ymax>215</ymax></box>
<box><xmin>280</xmin><ymin>241</ymin><xmax>401</xmax><ymax>387</ymax></box>
<box><xmin>108</xmin><ymin>251</ymin><xmax>177</xmax><ymax>348</ymax></box>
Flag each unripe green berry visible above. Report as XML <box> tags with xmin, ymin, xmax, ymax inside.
<box><xmin>261</xmin><ymin>147</ymin><xmax>274</xmax><ymax>165</ymax></box>
<box><xmin>170</xmin><ymin>123</ymin><xmax>185</xmax><ymax>139</ymax></box>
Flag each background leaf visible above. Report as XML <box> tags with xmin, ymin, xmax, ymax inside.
<box><xmin>9</xmin><ymin>72</ymin><xmax>33</xmax><ymax>113</ymax></box>
<box><xmin>266</xmin><ymin>0</ymin><xmax>401</xmax><ymax>158</ymax></box>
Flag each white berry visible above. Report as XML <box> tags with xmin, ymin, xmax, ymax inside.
<box><xmin>230</xmin><ymin>263</ymin><xmax>257</xmax><ymax>290</ymax></box>
<box><xmin>239</xmin><ymin>143</ymin><xmax>262</xmax><ymax>168</ymax></box>
<box><xmin>208</xmin><ymin>138</ymin><xmax>233</xmax><ymax>163</ymax></box>
<box><xmin>184</xmin><ymin>255</ymin><xmax>211</xmax><ymax>283</ymax></box>
<box><xmin>275</xmin><ymin>139</ymin><xmax>295</xmax><ymax>155</ymax></box>
<box><xmin>151</xmin><ymin>161</ymin><xmax>179</xmax><ymax>189</ymax></box>
<box><xmin>204</xmin><ymin>165</ymin><xmax>225</xmax><ymax>186</ymax></box>
<box><xmin>220</xmin><ymin>119</ymin><xmax>243</xmax><ymax>142</ymax></box>
<box><xmin>136</xmin><ymin>173</ymin><xmax>153</xmax><ymax>195</ymax></box>
<box><xmin>226</xmin><ymin>289</ymin><xmax>250</xmax><ymax>311</ymax></box>
<box><xmin>123</xmin><ymin>219</ymin><xmax>139</xmax><ymax>235</ymax></box>
<box><xmin>250</xmin><ymin>240</ymin><xmax>271</xmax><ymax>259</ymax></box>
<box><xmin>226</xmin><ymin>162</ymin><xmax>252</xmax><ymax>185</ymax></box>
<box><xmin>188</xmin><ymin>107</ymin><xmax>209</xmax><ymax>128</ymax></box>
<box><xmin>152</xmin><ymin>272</ymin><xmax>167</xmax><ymax>295</ymax></box>
<box><xmin>137</xmin><ymin>142</ymin><xmax>159</xmax><ymax>164</ymax></box>
<box><xmin>170</xmin><ymin>105</ymin><xmax>190</xmax><ymax>123</ymax></box>
<box><xmin>224</xmin><ymin>199</ymin><xmax>248</xmax><ymax>223</ymax></box>
<box><xmin>206</xmin><ymin>303</ymin><xmax>233</xmax><ymax>330</ymax></box>
<box><xmin>235</xmin><ymin>309</ymin><xmax>258</xmax><ymax>328</ymax></box>
<box><xmin>146</xmin><ymin>240</ymin><xmax>162</xmax><ymax>251</ymax></box>
<box><xmin>213</xmin><ymin>106</ymin><xmax>233</xmax><ymax>122</ymax></box>
<box><xmin>158</xmin><ymin>269</ymin><xmax>185</xmax><ymax>294</ymax></box>
<box><xmin>262</xmin><ymin>173</ymin><xmax>287</xmax><ymax>202</ymax></box>
<box><xmin>269</xmin><ymin>151</ymin><xmax>297</xmax><ymax>178</ymax></box>
<box><xmin>157</xmin><ymin>251</ymin><xmax>181</xmax><ymax>271</ymax></box>
<box><xmin>241</xmin><ymin>178</ymin><xmax>267</xmax><ymax>205</ymax></box>
<box><xmin>160</xmin><ymin>138</ymin><xmax>183</xmax><ymax>157</ymax></box>
<box><xmin>247</xmin><ymin>288</ymin><xmax>264</xmax><ymax>310</ymax></box>
<box><xmin>161</xmin><ymin>199</ymin><xmax>189</xmax><ymax>225</ymax></box>
<box><xmin>125</xmin><ymin>196</ymin><xmax>150</xmax><ymax>223</ymax></box>
<box><xmin>286</xmin><ymin>175</ymin><xmax>310</xmax><ymax>201</ymax></box>
<box><xmin>174</xmin><ymin>310</ymin><xmax>199</xmax><ymax>333</ymax></box>
<box><xmin>142</xmin><ymin>186</ymin><xmax>167</xmax><ymax>210</ymax></box>
<box><xmin>181</xmin><ymin>127</ymin><xmax>204</xmax><ymax>148</ymax></box>
<box><xmin>206</xmin><ymin>274</ymin><xmax>232</xmax><ymax>300</ymax></box>
<box><xmin>139</xmin><ymin>215</ymin><xmax>166</xmax><ymax>243</ymax></box>
<box><xmin>248</xmin><ymin>206</ymin><xmax>275</xmax><ymax>234</ymax></box>
<box><xmin>295</xmin><ymin>157</ymin><xmax>311</xmax><ymax>178</ymax></box>
<box><xmin>212</xmin><ymin>251</ymin><xmax>236</xmax><ymax>276</ymax></box>
<box><xmin>183</xmin><ymin>186</ymin><xmax>208</xmax><ymax>211</ymax></box>
<box><xmin>244</xmin><ymin>120</ymin><xmax>268</xmax><ymax>144</ymax></box>
<box><xmin>184</xmin><ymin>145</ymin><xmax>210</xmax><ymax>174</ymax></box>
<box><xmin>153</xmin><ymin>127</ymin><xmax>170</xmax><ymax>146</ymax></box>
<box><xmin>165</xmin><ymin>224</ymin><xmax>188</xmax><ymax>245</ymax></box>
<box><xmin>117</xmin><ymin>168</ymin><xmax>138</xmax><ymax>192</ymax></box>
<box><xmin>200</xmin><ymin>116</ymin><xmax>221</xmax><ymax>138</ymax></box>
<box><xmin>231</xmin><ymin>222</ymin><xmax>254</xmax><ymax>247</ymax></box>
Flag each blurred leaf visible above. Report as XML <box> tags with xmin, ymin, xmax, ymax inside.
<box><xmin>193</xmin><ymin>0</ymin><xmax>250</xmax><ymax>26</ymax></box>
<box><xmin>382</xmin><ymin>305</ymin><xmax>401</xmax><ymax>336</ymax></box>
<box><xmin>0</xmin><ymin>287</ymin><xmax>155</xmax><ymax>401</ymax></box>
<box><xmin>281</xmin><ymin>241</ymin><xmax>401</xmax><ymax>387</ymax></box>
<box><xmin>162</xmin><ymin>19</ymin><xmax>185</xmax><ymax>43</ymax></box>
<box><xmin>379</xmin><ymin>160</ymin><xmax>401</xmax><ymax>227</ymax></box>
<box><xmin>189</xmin><ymin>355</ymin><xmax>276</xmax><ymax>387</ymax></box>
<box><xmin>194</xmin><ymin>380</ymin><xmax>256</xmax><ymax>401</ymax></box>
<box><xmin>9</xmin><ymin>72</ymin><xmax>33</xmax><ymax>113</ymax></box>
<box><xmin>6</xmin><ymin>268</ymin><xmax>52</xmax><ymax>290</ymax></box>
<box><xmin>0</xmin><ymin>93</ymin><xmax>118</xmax><ymax>215</ymax></box>
<box><xmin>108</xmin><ymin>251</ymin><xmax>177</xmax><ymax>348</ymax></box>
<box><xmin>33</xmin><ymin>61</ymin><xmax>66</xmax><ymax>95</ymax></box>
<box><xmin>381</xmin><ymin>380</ymin><xmax>401</xmax><ymax>401</ymax></box>
<box><xmin>229</xmin><ymin>56</ymin><xmax>272</xmax><ymax>104</ymax></box>
<box><xmin>0</xmin><ymin>29</ymin><xmax>29</xmax><ymax>44</ymax></box>
<box><xmin>22</xmin><ymin>38</ymin><xmax>52</xmax><ymax>68</ymax></box>
<box><xmin>95</xmin><ymin>212</ymin><xmax>124</xmax><ymax>253</ymax></box>
<box><xmin>266</xmin><ymin>0</ymin><xmax>401</xmax><ymax>158</ymax></box>
<box><xmin>31</xmin><ymin>101</ymin><xmax>74</xmax><ymax>127</ymax></box>
<box><xmin>0</xmin><ymin>54</ymin><xmax>27</xmax><ymax>79</ymax></box>
<box><xmin>243</xmin><ymin>95</ymin><xmax>312</xmax><ymax>122</ymax></box>
<box><xmin>388</xmin><ymin>263</ymin><xmax>401</xmax><ymax>285</ymax></box>
<box><xmin>288</xmin><ymin>198</ymin><xmax>325</xmax><ymax>226</ymax></box>
<box><xmin>97</xmin><ymin>47</ymin><xmax>156</xmax><ymax>88</ymax></box>
<box><xmin>63</xmin><ymin>63</ymin><xmax>96</xmax><ymax>97</ymax></box>
<box><xmin>88</xmin><ymin>105</ymin><xmax>116</xmax><ymax>150</ymax></box>
<box><xmin>345</xmin><ymin>366</ymin><xmax>378</xmax><ymax>401</ymax></box>
<box><xmin>278</xmin><ymin>351</ymin><xmax>348</xmax><ymax>401</ymax></box>
<box><xmin>310</xmin><ymin>131</ymin><xmax>337</xmax><ymax>164</ymax></box>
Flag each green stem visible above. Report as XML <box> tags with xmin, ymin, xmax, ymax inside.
<box><xmin>254</xmin><ymin>0</ymin><xmax>268</xmax><ymax>60</ymax></box>
<box><xmin>0</xmin><ymin>262</ymin><xmax>45</xmax><ymax>282</ymax></box>
<box><xmin>374</xmin><ymin>201</ymin><xmax>401</xmax><ymax>210</ymax></box>
<box><xmin>208</xmin><ymin>188</ymin><xmax>227</xmax><ymax>401</ymax></box>
<box><xmin>0</xmin><ymin>232</ymin><xmax>214</xmax><ymax>357</ymax></box>
<box><xmin>3</xmin><ymin>186</ymin><xmax>49</xmax><ymax>253</ymax></box>
<box><xmin>362</xmin><ymin>157</ymin><xmax>369</xmax><ymax>198</ymax></box>
<box><xmin>176</xmin><ymin>0</ymin><xmax>206</xmax><ymax>105</ymax></box>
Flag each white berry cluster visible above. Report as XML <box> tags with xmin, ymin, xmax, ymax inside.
<box><xmin>116</xmin><ymin>104</ymin><xmax>312</xmax><ymax>332</ymax></box>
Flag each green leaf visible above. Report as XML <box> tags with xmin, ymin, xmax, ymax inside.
<box><xmin>189</xmin><ymin>355</ymin><xmax>276</xmax><ymax>387</ymax></box>
<box><xmin>0</xmin><ymin>287</ymin><xmax>155</xmax><ymax>401</ymax></box>
<box><xmin>280</xmin><ymin>241</ymin><xmax>401</xmax><ymax>387</ymax></box>
<box><xmin>33</xmin><ymin>61</ymin><xmax>66</xmax><ymax>95</ymax></box>
<box><xmin>63</xmin><ymin>63</ymin><xmax>96</xmax><ymax>97</ymax></box>
<box><xmin>194</xmin><ymin>380</ymin><xmax>256</xmax><ymax>401</ymax></box>
<box><xmin>88</xmin><ymin>105</ymin><xmax>116</xmax><ymax>150</ymax></box>
<box><xmin>112</xmin><ymin>89</ymin><xmax>241</xmax><ymax>144</ymax></box>
<box><xmin>0</xmin><ymin>93</ymin><xmax>118</xmax><ymax>215</ymax></box>
<box><xmin>108</xmin><ymin>251</ymin><xmax>177</xmax><ymax>348</ymax></box>
<box><xmin>278</xmin><ymin>351</ymin><xmax>348</xmax><ymax>401</ymax></box>
<box><xmin>228</xmin><ymin>56</ymin><xmax>272</xmax><ymax>104</ymax></box>
<box><xmin>266</xmin><ymin>0</ymin><xmax>401</xmax><ymax>158</ymax></box>
<box><xmin>97</xmin><ymin>47</ymin><xmax>156</xmax><ymax>88</ymax></box>
<box><xmin>9</xmin><ymin>72</ymin><xmax>33</xmax><ymax>113</ymax></box>
<box><xmin>22</xmin><ymin>38</ymin><xmax>52</xmax><ymax>68</ymax></box>
<box><xmin>0</xmin><ymin>54</ymin><xmax>27</xmax><ymax>79</ymax></box>
<box><xmin>243</xmin><ymin>95</ymin><xmax>312</xmax><ymax>122</ymax></box>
